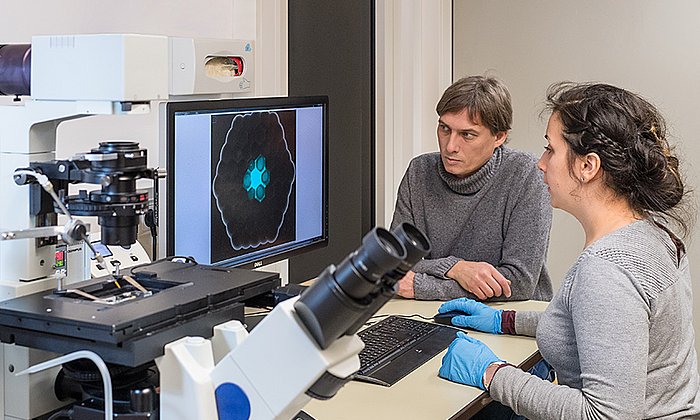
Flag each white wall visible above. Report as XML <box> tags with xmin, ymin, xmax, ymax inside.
<box><xmin>375</xmin><ymin>0</ymin><xmax>452</xmax><ymax>227</ymax></box>
<box><xmin>453</xmin><ymin>0</ymin><xmax>700</xmax><ymax>357</ymax></box>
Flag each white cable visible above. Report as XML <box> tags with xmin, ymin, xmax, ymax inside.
<box><xmin>14</xmin><ymin>169</ymin><xmax>50</xmax><ymax>189</ymax></box>
<box><xmin>15</xmin><ymin>350</ymin><xmax>113</xmax><ymax>420</ymax></box>
<box><xmin>13</xmin><ymin>169</ymin><xmax>73</xmax><ymax>218</ymax></box>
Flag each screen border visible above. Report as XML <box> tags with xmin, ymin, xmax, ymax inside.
<box><xmin>165</xmin><ymin>95</ymin><xmax>329</xmax><ymax>269</ymax></box>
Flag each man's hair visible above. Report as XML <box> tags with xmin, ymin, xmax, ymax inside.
<box><xmin>435</xmin><ymin>75</ymin><xmax>513</xmax><ymax>136</ymax></box>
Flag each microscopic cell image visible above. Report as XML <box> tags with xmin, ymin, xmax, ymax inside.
<box><xmin>211</xmin><ymin>111</ymin><xmax>296</xmax><ymax>259</ymax></box>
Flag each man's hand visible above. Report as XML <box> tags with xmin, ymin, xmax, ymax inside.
<box><xmin>396</xmin><ymin>271</ymin><xmax>415</xmax><ymax>299</ymax></box>
<box><xmin>447</xmin><ymin>261</ymin><xmax>511</xmax><ymax>300</ymax></box>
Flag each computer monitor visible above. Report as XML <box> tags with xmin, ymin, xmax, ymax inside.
<box><xmin>165</xmin><ymin>96</ymin><xmax>328</xmax><ymax>268</ymax></box>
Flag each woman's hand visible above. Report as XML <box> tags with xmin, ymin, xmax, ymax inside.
<box><xmin>438</xmin><ymin>297</ymin><xmax>503</xmax><ymax>334</ymax></box>
<box><xmin>439</xmin><ymin>331</ymin><xmax>503</xmax><ymax>390</ymax></box>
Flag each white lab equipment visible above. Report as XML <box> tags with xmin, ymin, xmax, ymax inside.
<box><xmin>0</xmin><ymin>33</ymin><xmax>253</xmax><ymax>419</ymax></box>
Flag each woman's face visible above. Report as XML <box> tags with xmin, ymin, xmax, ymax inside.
<box><xmin>537</xmin><ymin>113</ymin><xmax>581</xmax><ymax>212</ymax></box>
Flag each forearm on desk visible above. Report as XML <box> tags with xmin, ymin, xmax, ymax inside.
<box><xmin>413</xmin><ymin>273</ymin><xmax>473</xmax><ymax>300</ymax></box>
<box><xmin>412</xmin><ymin>256</ymin><xmax>460</xmax><ymax>279</ymax></box>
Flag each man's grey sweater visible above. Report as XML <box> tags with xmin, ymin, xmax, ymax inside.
<box><xmin>494</xmin><ymin>219</ymin><xmax>700</xmax><ymax>419</ymax></box>
<box><xmin>391</xmin><ymin>146</ymin><xmax>553</xmax><ymax>301</ymax></box>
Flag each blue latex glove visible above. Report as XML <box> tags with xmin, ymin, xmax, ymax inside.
<box><xmin>438</xmin><ymin>297</ymin><xmax>503</xmax><ymax>334</ymax></box>
<box><xmin>439</xmin><ymin>331</ymin><xmax>502</xmax><ymax>390</ymax></box>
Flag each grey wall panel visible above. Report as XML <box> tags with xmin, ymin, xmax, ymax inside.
<box><xmin>288</xmin><ymin>0</ymin><xmax>375</xmax><ymax>282</ymax></box>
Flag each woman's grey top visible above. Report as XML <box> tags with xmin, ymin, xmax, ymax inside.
<box><xmin>493</xmin><ymin>219</ymin><xmax>700</xmax><ymax>419</ymax></box>
<box><xmin>390</xmin><ymin>146</ymin><xmax>553</xmax><ymax>301</ymax></box>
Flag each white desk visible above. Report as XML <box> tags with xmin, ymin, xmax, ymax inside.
<box><xmin>303</xmin><ymin>299</ymin><xmax>549</xmax><ymax>420</ymax></box>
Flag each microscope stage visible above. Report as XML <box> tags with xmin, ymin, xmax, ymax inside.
<box><xmin>0</xmin><ymin>260</ymin><xmax>279</xmax><ymax>366</ymax></box>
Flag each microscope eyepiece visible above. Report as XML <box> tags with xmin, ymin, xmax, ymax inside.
<box><xmin>329</xmin><ymin>227</ymin><xmax>405</xmax><ymax>301</ymax></box>
<box><xmin>354</xmin><ymin>228</ymin><xmax>406</xmax><ymax>281</ymax></box>
<box><xmin>391</xmin><ymin>223</ymin><xmax>431</xmax><ymax>276</ymax></box>
<box><xmin>294</xmin><ymin>224</ymin><xmax>431</xmax><ymax>349</ymax></box>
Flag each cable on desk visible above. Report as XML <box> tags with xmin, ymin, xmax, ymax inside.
<box><xmin>246</xmin><ymin>308</ymin><xmax>272</xmax><ymax>316</ymax></box>
<box><xmin>363</xmin><ymin>313</ymin><xmax>434</xmax><ymax>327</ymax></box>
<box><xmin>128</xmin><ymin>255</ymin><xmax>198</xmax><ymax>275</ymax></box>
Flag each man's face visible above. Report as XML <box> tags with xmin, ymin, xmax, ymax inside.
<box><xmin>437</xmin><ymin>109</ymin><xmax>507</xmax><ymax>178</ymax></box>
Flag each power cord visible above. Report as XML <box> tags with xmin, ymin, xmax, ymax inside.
<box><xmin>128</xmin><ymin>255</ymin><xmax>198</xmax><ymax>276</ymax></box>
<box><xmin>363</xmin><ymin>313</ymin><xmax>433</xmax><ymax>327</ymax></box>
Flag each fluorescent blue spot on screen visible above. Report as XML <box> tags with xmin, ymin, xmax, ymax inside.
<box><xmin>244</xmin><ymin>155</ymin><xmax>270</xmax><ymax>203</ymax></box>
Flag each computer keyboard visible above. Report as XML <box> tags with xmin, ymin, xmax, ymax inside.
<box><xmin>355</xmin><ymin>315</ymin><xmax>458</xmax><ymax>387</ymax></box>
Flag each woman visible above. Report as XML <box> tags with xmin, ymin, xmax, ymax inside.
<box><xmin>437</xmin><ymin>82</ymin><xmax>700</xmax><ymax>419</ymax></box>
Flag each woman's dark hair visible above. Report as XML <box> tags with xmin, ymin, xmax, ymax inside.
<box><xmin>544</xmin><ymin>82</ymin><xmax>694</xmax><ymax>236</ymax></box>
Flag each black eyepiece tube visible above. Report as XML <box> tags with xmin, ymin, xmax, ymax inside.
<box><xmin>294</xmin><ymin>227</ymin><xmax>407</xmax><ymax>349</ymax></box>
<box><xmin>343</xmin><ymin>223</ymin><xmax>431</xmax><ymax>334</ymax></box>
<box><xmin>386</xmin><ymin>222</ymin><xmax>431</xmax><ymax>282</ymax></box>
<box><xmin>0</xmin><ymin>44</ymin><xmax>31</xmax><ymax>96</ymax></box>
<box><xmin>332</xmin><ymin>228</ymin><xmax>406</xmax><ymax>299</ymax></box>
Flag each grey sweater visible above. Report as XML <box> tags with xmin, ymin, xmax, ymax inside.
<box><xmin>390</xmin><ymin>146</ymin><xmax>553</xmax><ymax>301</ymax></box>
<box><xmin>493</xmin><ymin>219</ymin><xmax>700</xmax><ymax>419</ymax></box>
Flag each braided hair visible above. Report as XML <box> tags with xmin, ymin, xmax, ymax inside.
<box><xmin>545</xmin><ymin>82</ymin><xmax>694</xmax><ymax>236</ymax></box>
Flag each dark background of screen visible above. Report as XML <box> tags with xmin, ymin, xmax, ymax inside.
<box><xmin>209</xmin><ymin>110</ymin><xmax>298</xmax><ymax>264</ymax></box>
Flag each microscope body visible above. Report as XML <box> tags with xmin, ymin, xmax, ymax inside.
<box><xmin>158</xmin><ymin>224</ymin><xmax>431</xmax><ymax>419</ymax></box>
<box><xmin>159</xmin><ymin>297</ymin><xmax>364</xmax><ymax>420</ymax></box>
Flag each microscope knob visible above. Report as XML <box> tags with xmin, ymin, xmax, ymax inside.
<box><xmin>130</xmin><ymin>387</ymin><xmax>156</xmax><ymax>414</ymax></box>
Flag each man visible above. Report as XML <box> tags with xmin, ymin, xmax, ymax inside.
<box><xmin>391</xmin><ymin>75</ymin><xmax>553</xmax><ymax>301</ymax></box>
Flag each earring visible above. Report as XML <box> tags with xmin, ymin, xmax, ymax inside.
<box><xmin>580</xmin><ymin>176</ymin><xmax>585</xmax><ymax>182</ymax></box>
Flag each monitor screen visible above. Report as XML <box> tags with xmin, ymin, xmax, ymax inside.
<box><xmin>166</xmin><ymin>96</ymin><xmax>328</xmax><ymax>268</ymax></box>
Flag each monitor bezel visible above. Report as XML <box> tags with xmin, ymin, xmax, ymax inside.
<box><xmin>165</xmin><ymin>95</ymin><xmax>329</xmax><ymax>269</ymax></box>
